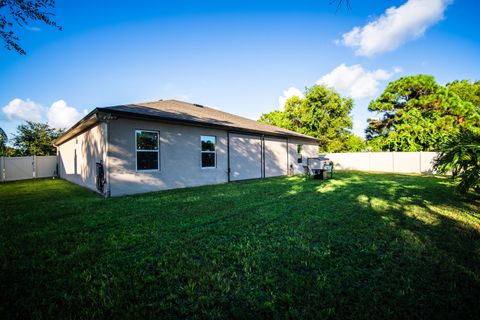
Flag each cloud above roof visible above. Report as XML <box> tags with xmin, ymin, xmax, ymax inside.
<box><xmin>340</xmin><ymin>0</ymin><xmax>452</xmax><ymax>56</ymax></box>
<box><xmin>317</xmin><ymin>64</ymin><xmax>401</xmax><ymax>100</ymax></box>
<box><xmin>278</xmin><ymin>64</ymin><xmax>401</xmax><ymax>106</ymax></box>
<box><xmin>278</xmin><ymin>86</ymin><xmax>304</xmax><ymax>109</ymax></box>
<box><xmin>47</xmin><ymin>100</ymin><xmax>85</xmax><ymax>129</ymax></box>
<box><xmin>3</xmin><ymin>98</ymin><xmax>45</xmax><ymax>123</ymax></box>
<box><xmin>2</xmin><ymin>98</ymin><xmax>86</xmax><ymax>129</ymax></box>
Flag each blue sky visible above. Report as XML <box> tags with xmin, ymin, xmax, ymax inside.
<box><xmin>1</xmin><ymin>0</ymin><xmax>479</xmax><ymax>138</ymax></box>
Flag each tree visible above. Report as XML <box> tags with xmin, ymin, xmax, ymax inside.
<box><xmin>12</xmin><ymin>121</ymin><xmax>63</xmax><ymax>155</ymax></box>
<box><xmin>366</xmin><ymin>75</ymin><xmax>480</xmax><ymax>151</ymax></box>
<box><xmin>343</xmin><ymin>134</ymin><xmax>366</xmax><ymax>152</ymax></box>
<box><xmin>447</xmin><ymin>80</ymin><xmax>480</xmax><ymax>112</ymax></box>
<box><xmin>433</xmin><ymin>132</ymin><xmax>480</xmax><ymax>194</ymax></box>
<box><xmin>1</xmin><ymin>0</ymin><xmax>62</xmax><ymax>55</ymax></box>
<box><xmin>0</xmin><ymin>127</ymin><xmax>7</xmax><ymax>154</ymax></box>
<box><xmin>259</xmin><ymin>85</ymin><xmax>360</xmax><ymax>152</ymax></box>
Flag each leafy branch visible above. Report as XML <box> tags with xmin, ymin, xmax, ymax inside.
<box><xmin>0</xmin><ymin>0</ymin><xmax>61</xmax><ymax>55</ymax></box>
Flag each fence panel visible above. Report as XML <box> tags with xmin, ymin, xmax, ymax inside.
<box><xmin>325</xmin><ymin>152</ymin><xmax>439</xmax><ymax>174</ymax></box>
<box><xmin>1</xmin><ymin>156</ymin><xmax>58</xmax><ymax>182</ymax></box>
<box><xmin>4</xmin><ymin>156</ymin><xmax>34</xmax><ymax>181</ymax></box>
<box><xmin>393</xmin><ymin>152</ymin><xmax>421</xmax><ymax>173</ymax></box>
<box><xmin>420</xmin><ymin>152</ymin><xmax>438</xmax><ymax>174</ymax></box>
<box><xmin>369</xmin><ymin>152</ymin><xmax>393</xmax><ymax>172</ymax></box>
<box><xmin>326</xmin><ymin>152</ymin><xmax>371</xmax><ymax>171</ymax></box>
<box><xmin>35</xmin><ymin>156</ymin><xmax>58</xmax><ymax>178</ymax></box>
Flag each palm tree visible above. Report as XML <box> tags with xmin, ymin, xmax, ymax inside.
<box><xmin>434</xmin><ymin>132</ymin><xmax>480</xmax><ymax>194</ymax></box>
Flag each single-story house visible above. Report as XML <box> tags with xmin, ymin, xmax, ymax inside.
<box><xmin>54</xmin><ymin>99</ymin><xmax>320</xmax><ymax>197</ymax></box>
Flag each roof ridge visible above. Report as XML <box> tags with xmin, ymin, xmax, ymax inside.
<box><xmin>146</xmin><ymin>99</ymin><xmax>316</xmax><ymax>139</ymax></box>
<box><xmin>57</xmin><ymin>99</ymin><xmax>319</xmax><ymax>145</ymax></box>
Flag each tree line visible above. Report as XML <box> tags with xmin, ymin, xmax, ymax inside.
<box><xmin>259</xmin><ymin>75</ymin><xmax>480</xmax><ymax>153</ymax></box>
<box><xmin>0</xmin><ymin>121</ymin><xmax>63</xmax><ymax>156</ymax></box>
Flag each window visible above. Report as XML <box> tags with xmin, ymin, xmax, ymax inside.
<box><xmin>136</xmin><ymin>130</ymin><xmax>159</xmax><ymax>171</ymax></box>
<box><xmin>201</xmin><ymin>135</ymin><xmax>216</xmax><ymax>168</ymax></box>
<box><xmin>297</xmin><ymin>144</ymin><xmax>303</xmax><ymax>163</ymax></box>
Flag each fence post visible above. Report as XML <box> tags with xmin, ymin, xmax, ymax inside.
<box><xmin>392</xmin><ymin>152</ymin><xmax>396</xmax><ymax>172</ymax></box>
<box><xmin>419</xmin><ymin>151</ymin><xmax>422</xmax><ymax>174</ymax></box>
<box><xmin>0</xmin><ymin>156</ymin><xmax>4</xmax><ymax>182</ymax></box>
<box><xmin>32</xmin><ymin>155</ymin><xmax>36</xmax><ymax>179</ymax></box>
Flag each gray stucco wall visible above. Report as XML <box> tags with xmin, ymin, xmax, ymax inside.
<box><xmin>108</xmin><ymin>119</ymin><xmax>319</xmax><ymax>196</ymax></box>
<box><xmin>57</xmin><ymin>123</ymin><xmax>106</xmax><ymax>193</ymax></box>
<box><xmin>288</xmin><ymin>138</ymin><xmax>319</xmax><ymax>175</ymax></box>
<box><xmin>108</xmin><ymin>118</ymin><xmax>229</xmax><ymax>196</ymax></box>
<box><xmin>264</xmin><ymin>137</ymin><xmax>288</xmax><ymax>177</ymax></box>
<box><xmin>229</xmin><ymin>133</ymin><xmax>262</xmax><ymax>181</ymax></box>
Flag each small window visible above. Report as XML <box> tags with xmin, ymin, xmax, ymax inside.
<box><xmin>201</xmin><ymin>135</ymin><xmax>216</xmax><ymax>168</ymax></box>
<box><xmin>297</xmin><ymin>144</ymin><xmax>303</xmax><ymax>163</ymax></box>
<box><xmin>136</xmin><ymin>130</ymin><xmax>159</xmax><ymax>171</ymax></box>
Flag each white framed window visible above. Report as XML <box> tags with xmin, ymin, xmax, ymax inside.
<box><xmin>201</xmin><ymin>135</ymin><xmax>216</xmax><ymax>168</ymax></box>
<box><xmin>297</xmin><ymin>144</ymin><xmax>303</xmax><ymax>163</ymax></box>
<box><xmin>136</xmin><ymin>130</ymin><xmax>159</xmax><ymax>171</ymax></box>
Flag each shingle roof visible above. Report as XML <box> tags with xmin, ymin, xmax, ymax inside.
<box><xmin>99</xmin><ymin>99</ymin><xmax>319</xmax><ymax>142</ymax></box>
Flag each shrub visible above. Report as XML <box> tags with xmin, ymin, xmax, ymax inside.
<box><xmin>434</xmin><ymin>132</ymin><xmax>480</xmax><ymax>194</ymax></box>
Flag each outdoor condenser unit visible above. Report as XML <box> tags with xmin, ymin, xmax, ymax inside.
<box><xmin>307</xmin><ymin>157</ymin><xmax>333</xmax><ymax>180</ymax></box>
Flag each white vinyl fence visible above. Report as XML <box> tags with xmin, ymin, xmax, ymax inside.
<box><xmin>0</xmin><ymin>156</ymin><xmax>58</xmax><ymax>182</ymax></box>
<box><xmin>325</xmin><ymin>152</ymin><xmax>439</xmax><ymax>174</ymax></box>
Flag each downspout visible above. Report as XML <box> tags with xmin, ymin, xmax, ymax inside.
<box><xmin>105</xmin><ymin>120</ymin><xmax>111</xmax><ymax>198</ymax></box>
<box><xmin>261</xmin><ymin>135</ymin><xmax>265</xmax><ymax>178</ymax></box>
<box><xmin>286</xmin><ymin>138</ymin><xmax>289</xmax><ymax>176</ymax></box>
<box><xmin>97</xmin><ymin>112</ymin><xmax>117</xmax><ymax>198</ymax></box>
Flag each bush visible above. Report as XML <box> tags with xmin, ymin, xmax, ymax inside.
<box><xmin>434</xmin><ymin>132</ymin><xmax>480</xmax><ymax>194</ymax></box>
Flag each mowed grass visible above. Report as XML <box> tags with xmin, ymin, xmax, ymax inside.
<box><xmin>1</xmin><ymin>172</ymin><xmax>480</xmax><ymax>319</ymax></box>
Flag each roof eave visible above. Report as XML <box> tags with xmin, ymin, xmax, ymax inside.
<box><xmin>53</xmin><ymin>108</ymin><xmax>100</xmax><ymax>146</ymax></box>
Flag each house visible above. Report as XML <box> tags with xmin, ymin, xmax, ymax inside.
<box><xmin>54</xmin><ymin>99</ymin><xmax>320</xmax><ymax>196</ymax></box>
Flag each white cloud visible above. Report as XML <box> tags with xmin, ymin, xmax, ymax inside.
<box><xmin>278</xmin><ymin>86</ymin><xmax>304</xmax><ymax>109</ymax></box>
<box><xmin>340</xmin><ymin>0</ymin><xmax>452</xmax><ymax>56</ymax></box>
<box><xmin>2</xmin><ymin>98</ymin><xmax>46</xmax><ymax>122</ymax></box>
<box><xmin>316</xmin><ymin>64</ymin><xmax>401</xmax><ymax>100</ymax></box>
<box><xmin>2</xmin><ymin>98</ymin><xmax>85</xmax><ymax>129</ymax></box>
<box><xmin>47</xmin><ymin>100</ymin><xmax>84</xmax><ymax>129</ymax></box>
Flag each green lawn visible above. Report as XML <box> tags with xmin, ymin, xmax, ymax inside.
<box><xmin>1</xmin><ymin>172</ymin><xmax>480</xmax><ymax>319</ymax></box>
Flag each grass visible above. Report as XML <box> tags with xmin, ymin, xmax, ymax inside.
<box><xmin>1</xmin><ymin>171</ymin><xmax>480</xmax><ymax>319</ymax></box>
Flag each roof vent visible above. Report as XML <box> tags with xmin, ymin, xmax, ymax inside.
<box><xmin>193</xmin><ymin>103</ymin><xmax>204</xmax><ymax>108</ymax></box>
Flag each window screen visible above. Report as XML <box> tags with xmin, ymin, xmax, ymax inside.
<box><xmin>201</xmin><ymin>136</ymin><xmax>216</xmax><ymax>168</ymax></box>
<box><xmin>136</xmin><ymin>130</ymin><xmax>159</xmax><ymax>171</ymax></box>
